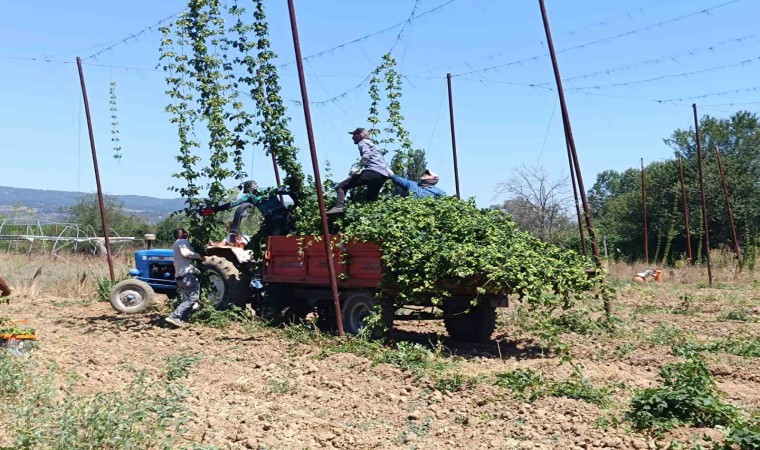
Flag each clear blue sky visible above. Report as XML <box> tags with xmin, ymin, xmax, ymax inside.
<box><xmin>1</xmin><ymin>0</ymin><xmax>759</xmax><ymax>206</ymax></box>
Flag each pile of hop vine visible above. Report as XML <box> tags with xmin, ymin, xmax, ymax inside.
<box><xmin>298</xmin><ymin>196</ymin><xmax>602</xmax><ymax>310</ymax></box>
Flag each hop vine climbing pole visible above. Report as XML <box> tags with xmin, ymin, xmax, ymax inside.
<box><xmin>159</xmin><ymin>0</ymin><xmax>307</xmax><ymax>247</ymax></box>
<box><xmin>109</xmin><ymin>81</ymin><xmax>122</xmax><ymax>161</ymax></box>
<box><xmin>366</xmin><ymin>54</ymin><xmax>426</xmax><ymax>180</ymax></box>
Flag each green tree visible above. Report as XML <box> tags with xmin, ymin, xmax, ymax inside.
<box><xmin>589</xmin><ymin>111</ymin><xmax>760</xmax><ymax>265</ymax></box>
<box><xmin>62</xmin><ymin>194</ymin><xmax>150</xmax><ymax>238</ymax></box>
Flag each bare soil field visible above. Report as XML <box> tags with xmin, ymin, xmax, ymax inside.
<box><xmin>1</xmin><ymin>254</ymin><xmax>758</xmax><ymax>449</ymax></box>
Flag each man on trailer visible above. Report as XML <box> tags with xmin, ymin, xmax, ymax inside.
<box><xmin>326</xmin><ymin>127</ymin><xmax>390</xmax><ymax>215</ymax></box>
<box><xmin>387</xmin><ymin>169</ymin><xmax>447</xmax><ymax>199</ymax></box>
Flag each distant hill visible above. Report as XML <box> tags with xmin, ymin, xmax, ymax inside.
<box><xmin>0</xmin><ymin>186</ymin><xmax>185</xmax><ymax>224</ymax></box>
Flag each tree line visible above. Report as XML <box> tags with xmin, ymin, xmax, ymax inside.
<box><xmin>495</xmin><ymin>110</ymin><xmax>760</xmax><ymax>268</ymax></box>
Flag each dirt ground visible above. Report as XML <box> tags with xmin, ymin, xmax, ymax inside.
<box><xmin>1</xmin><ymin>255</ymin><xmax>758</xmax><ymax>449</ymax></box>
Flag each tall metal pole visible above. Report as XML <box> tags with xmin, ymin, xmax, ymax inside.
<box><xmin>714</xmin><ymin>146</ymin><xmax>741</xmax><ymax>263</ymax></box>
<box><xmin>677</xmin><ymin>154</ymin><xmax>693</xmax><ymax>264</ymax></box>
<box><xmin>271</xmin><ymin>153</ymin><xmax>284</xmax><ymax>203</ymax></box>
<box><xmin>693</xmin><ymin>104</ymin><xmax>712</xmax><ymax>286</ymax></box>
<box><xmin>446</xmin><ymin>73</ymin><xmax>461</xmax><ymax>199</ymax></box>
<box><xmin>76</xmin><ymin>57</ymin><xmax>115</xmax><ymax>282</ymax></box>
<box><xmin>566</xmin><ymin>139</ymin><xmax>587</xmax><ymax>257</ymax></box>
<box><xmin>641</xmin><ymin>158</ymin><xmax>649</xmax><ymax>264</ymax></box>
<box><xmin>538</xmin><ymin>1</ymin><xmax>603</xmax><ymax>278</ymax></box>
<box><xmin>286</xmin><ymin>0</ymin><xmax>344</xmax><ymax>336</ymax></box>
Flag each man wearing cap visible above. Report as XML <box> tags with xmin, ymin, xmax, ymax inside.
<box><xmin>388</xmin><ymin>169</ymin><xmax>447</xmax><ymax>198</ymax></box>
<box><xmin>326</xmin><ymin>128</ymin><xmax>390</xmax><ymax>215</ymax></box>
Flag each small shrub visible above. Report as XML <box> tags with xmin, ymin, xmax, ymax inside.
<box><xmin>378</xmin><ymin>341</ymin><xmax>439</xmax><ymax>377</ymax></box>
<box><xmin>706</xmin><ymin>335</ymin><xmax>760</xmax><ymax>358</ymax></box>
<box><xmin>626</xmin><ymin>354</ymin><xmax>741</xmax><ymax>433</ymax></box>
<box><xmin>549</xmin><ymin>374</ymin><xmax>610</xmax><ymax>407</ymax></box>
<box><xmin>190</xmin><ymin>303</ymin><xmax>254</xmax><ymax>329</ymax></box>
<box><xmin>715</xmin><ymin>420</ymin><xmax>760</xmax><ymax>450</ymax></box>
<box><xmin>433</xmin><ymin>373</ymin><xmax>477</xmax><ymax>393</ymax></box>
<box><xmin>646</xmin><ymin>324</ymin><xmax>694</xmax><ymax>347</ymax></box>
<box><xmin>495</xmin><ymin>368</ymin><xmax>546</xmax><ymax>402</ymax></box>
<box><xmin>717</xmin><ymin>308</ymin><xmax>755</xmax><ymax>322</ymax></box>
<box><xmin>495</xmin><ymin>368</ymin><xmax>609</xmax><ymax>406</ymax></box>
<box><xmin>94</xmin><ymin>271</ymin><xmax>129</xmax><ymax>302</ymax></box>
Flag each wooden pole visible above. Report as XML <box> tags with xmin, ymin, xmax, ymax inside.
<box><xmin>693</xmin><ymin>104</ymin><xmax>712</xmax><ymax>286</ymax></box>
<box><xmin>77</xmin><ymin>57</ymin><xmax>115</xmax><ymax>281</ymax></box>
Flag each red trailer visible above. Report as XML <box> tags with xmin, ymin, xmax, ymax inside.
<box><xmin>263</xmin><ymin>235</ymin><xmax>508</xmax><ymax>341</ymax></box>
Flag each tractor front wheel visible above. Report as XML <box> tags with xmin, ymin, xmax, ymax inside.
<box><xmin>109</xmin><ymin>279</ymin><xmax>155</xmax><ymax>314</ymax></box>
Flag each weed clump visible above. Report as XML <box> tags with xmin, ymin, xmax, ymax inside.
<box><xmin>0</xmin><ymin>352</ymin><xmax>198</xmax><ymax>449</ymax></box>
<box><xmin>495</xmin><ymin>368</ymin><xmax>610</xmax><ymax>406</ymax></box>
<box><xmin>626</xmin><ymin>353</ymin><xmax>741</xmax><ymax>433</ymax></box>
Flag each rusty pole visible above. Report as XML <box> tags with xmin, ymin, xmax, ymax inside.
<box><xmin>271</xmin><ymin>154</ymin><xmax>284</xmax><ymax>203</ymax></box>
<box><xmin>286</xmin><ymin>0</ymin><xmax>344</xmax><ymax>336</ymax></box>
<box><xmin>538</xmin><ymin>1</ymin><xmax>602</xmax><ymax>270</ymax></box>
<box><xmin>641</xmin><ymin>158</ymin><xmax>649</xmax><ymax>264</ymax></box>
<box><xmin>446</xmin><ymin>74</ymin><xmax>462</xmax><ymax>199</ymax></box>
<box><xmin>677</xmin><ymin>154</ymin><xmax>693</xmax><ymax>264</ymax></box>
<box><xmin>693</xmin><ymin>104</ymin><xmax>712</xmax><ymax>286</ymax></box>
<box><xmin>714</xmin><ymin>145</ymin><xmax>741</xmax><ymax>264</ymax></box>
<box><xmin>76</xmin><ymin>57</ymin><xmax>115</xmax><ymax>282</ymax></box>
<box><xmin>566</xmin><ymin>138</ymin><xmax>587</xmax><ymax>257</ymax></box>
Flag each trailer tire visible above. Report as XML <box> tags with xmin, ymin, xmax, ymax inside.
<box><xmin>337</xmin><ymin>290</ymin><xmax>377</xmax><ymax>335</ymax></box>
<box><xmin>443</xmin><ymin>298</ymin><xmax>496</xmax><ymax>343</ymax></box>
<box><xmin>110</xmin><ymin>279</ymin><xmax>155</xmax><ymax>314</ymax></box>
<box><xmin>202</xmin><ymin>256</ymin><xmax>250</xmax><ymax>310</ymax></box>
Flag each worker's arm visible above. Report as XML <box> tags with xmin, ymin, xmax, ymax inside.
<box><xmin>274</xmin><ymin>186</ymin><xmax>299</xmax><ymax>208</ymax></box>
<box><xmin>389</xmin><ymin>175</ymin><xmax>415</xmax><ymax>192</ymax></box>
<box><xmin>199</xmin><ymin>194</ymin><xmax>255</xmax><ymax>216</ymax></box>
<box><xmin>177</xmin><ymin>241</ymin><xmax>202</xmax><ymax>260</ymax></box>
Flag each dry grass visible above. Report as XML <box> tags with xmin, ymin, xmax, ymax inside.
<box><xmin>604</xmin><ymin>249</ymin><xmax>756</xmax><ymax>285</ymax></box>
<box><xmin>0</xmin><ymin>251</ymin><xmax>131</xmax><ymax>300</ymax></box>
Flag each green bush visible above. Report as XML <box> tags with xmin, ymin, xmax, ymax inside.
<box><xmin>626</xmin><ymin>354</ymin><xmax>741</xmax><ymax>433</ymax></box>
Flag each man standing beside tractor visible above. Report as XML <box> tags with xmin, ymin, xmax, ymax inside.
<box><xmin>165</xmin><ymin>228</ymin><xmax>204</xmax><ymax>328</ymax></box>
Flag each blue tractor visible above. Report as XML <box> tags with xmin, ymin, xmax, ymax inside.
<box><xmin>109</xmin><ymin>236</ymin><xmax>254</xmax><ymax>314</ymax></box>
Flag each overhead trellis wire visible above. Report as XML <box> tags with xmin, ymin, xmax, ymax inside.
<box><xmin>566</xmin><ymin>56</ymin><xmax>760</xmax><ymax>91</ymax></box>
<box><xmin>453</xmin><ymin>0</ymin><xmax>745</xmax><ymax>77</ymax></box>
<box><xmin>277</xmin><ymin>0</ymin><xmax>455</xmax><ymax>69</ymax></box>
<box><xmin>548</xmin><ymin>31</ymin><xmax>760</xmax><ymax>86</ymax></box>
<box><xmin>86</xmin><ymin>9</ymin><xmax>185</xmax><ymax>60</ymax></box>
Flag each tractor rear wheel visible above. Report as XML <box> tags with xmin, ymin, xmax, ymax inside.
<box><xmin>202</xmin><ymin>256</ymin><xmax>251</xmax><ymax>310</ymax></box>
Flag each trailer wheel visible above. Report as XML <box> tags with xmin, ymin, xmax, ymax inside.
<box><xmin>202</xmin><ymin>256</ymin><xmax>250</xmax><ymax>310</ymax></box>
<box><xmin>109</xmin><ymin>279</ymin><xmax>155</xmax><ymax>314</ymax></box>
<box><xmin>341</xmin><ymin>291</ymin><xmax>374</xmax><ymax>335</ymax></box>
<box><xmin>443</xmin><ymin>298</ymin><xmax>496</xmax><ymax>343</ymax></box>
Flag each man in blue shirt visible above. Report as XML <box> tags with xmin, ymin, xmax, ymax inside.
<box><xmin>388</xmin><ymin>169</ymin><xmax>447</xmax><ymax>198</ymax></box>
<box><xmin>326</xmin><ymin>127</ymin><xmax>390</xmax><ymax>215</ymax></box>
